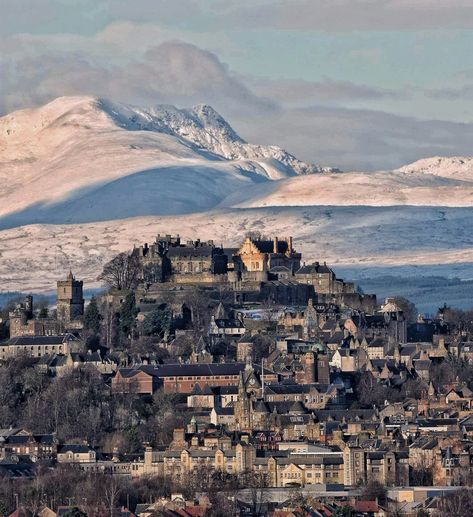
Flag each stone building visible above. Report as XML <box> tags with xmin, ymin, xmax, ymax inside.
<box><xmin>233</xmin><ymin>236</ymin><xmax>301</xmax><ymax>276</ymax></box>
<box><xmin>56</xmin><ymin>271</ymin><xmax>84</xmax><ymax>325</ymax></box>
<box><xmin>9</xmin><ymin>295</ymin><xmax>61</xmax><ymax>338</ymax></box>
<box><xmin>136</xmin><ymin>234</ymin><xmax>228</xmax><ymax>283</ymax></box>
<box><xmin>343</xmin><ymin>440</ymin><xmax>409</xmax><ymax>487</ymax></box>
<box><xmin>130</xmin><ymin>432</ymin><xmax>344</xmax><ymax>488</ymax></box>
<box><xmin>295</xmin><ymin>262</ymin><xmax>355</xmax><ymax>295</ymax></box>
<box><xmin>0</xmin><ymin>334</ymin><xmax>81</xmax><ymax>360</ymax></box>
<box><xmin>380</xmin><ymin>297</ymin><xmax>407</xmax><ymax>344</ymax></box>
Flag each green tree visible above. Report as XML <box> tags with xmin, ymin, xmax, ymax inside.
<box><xmin>120</xmin><ymin>291</ymin><xmax>138</xmax><ymax>337</ymax></box>
<box><xmin>38</xmin><ymin>306</ymin><xmax>49</xmax><ymax>319</ymax></box>
<box><xmin>83</xmin><ymin>296</ymin><xmax>102</xmax><ymax>335</ymax></box>
<box><xmin>0</xmin><ymin>501</ymin><xmax>8</xmax><ymax>517</ymax></box>
<box><xmin>142</xmin><ymin>307</ymin><xmax>172</xmax><ymax>338</ymax></box>
<box><xmin>332</xmin><ymin>506</ymin><xmax>354</xmax><ymax>517</ymax></box>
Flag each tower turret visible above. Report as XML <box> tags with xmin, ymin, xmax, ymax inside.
<box><xmin>57</xmin><ymin>271</ymin><xmax>84</xmax><ymax>325</ymax></box>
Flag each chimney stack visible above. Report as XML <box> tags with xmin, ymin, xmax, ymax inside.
<box><xmin>273</xmin><ymin>236</ymin><xmax>278</xmax><ymax>254</ymax></box>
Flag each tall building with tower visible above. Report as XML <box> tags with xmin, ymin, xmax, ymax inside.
<box><xmin>57</xmin><ymin>271</ymin><xmax>84</xmax><ymax>325</ymax></box>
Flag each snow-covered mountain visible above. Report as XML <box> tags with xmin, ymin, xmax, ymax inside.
<box><xmin>0</xmin><ymin>96</ymin><xmax>334</xmax><ymax>227</ymax></box>
<box><xmin>103</xmin><ymin>100</ymin><xmax>330</xmax><ymax>175</ymax></box>
<box><xmin>1</xmin><ymin>95</ymin><xmax>473</xmax><ymax>292</ymax></box>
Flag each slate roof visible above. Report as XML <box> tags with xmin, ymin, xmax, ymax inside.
<box><xmin>254</xmin><ymin>401</ymin><xmax>270</xmax><ymax>413</ymax></box>
<box><xmin>157</xmin><ymin>363</ymin><xmax>273</xmax><ymax>377</ymax></box>
<box><xmin>213</xmin><ymin>318</ymin><xmax>244</xmax><ymax>329</ymax></box>
<box><xmin>368</xmin><ymin>337</ymin><xmax>387</xmax><ymax>348</ymax></box>
<box><xmin>251</xmin><ymin>240</ymin><xmax>289</xmax><ymax>254</ymax></box>
<box><xmin>296</xmin><ymin>263</ymin><xmax>332</xmax><ymax>275</ymax></box>
<box><xmin>117</xmin><ymin>366</ymin><xmax>161</xmax><ymax>378</ymax></box>
<box><xmin>314</xmin><ymin>409</ymin><xmax>376</xmax><ymax>422</ymax></box>
<box><xmin>265</xmin><ymin>384</ymin><xmax>332</xmax><ymax>395</ymax></box>
<box><xmin>0</xmin><ymin>461</ymin><xmax>34</xmax><ymax>478</ymax></box>
<box><xmin>270</xmin><ymin>266</ymin><xmax>291</xmax><ymax>273</ymax></box>
<box><xmin>5</xmin><ymin>335</ymin><xmax>76</xmax><ymax>346</ymax></box>
<box><xmin>57</xmin><ymin>444</ymin><xmax>94</xmax><ymax>454</ymax></box>
<box><xmin>414</xmin><ymin>360</ymin><xmax>432</xmax><ymax>370</ymax></box>
<box><xmin>167</xmin><ymin>246</ymin><xmax>216</xmax><ymax>257</ymax></box>
<box><xmin>6</xmin><ymin>434</ymin><xmax>54</xmax><ymax>445</ymax></box>
<box><xmin>275</xmin><ymin>454</ymin><xmax>343</xmax><ymax>466</ymax></box>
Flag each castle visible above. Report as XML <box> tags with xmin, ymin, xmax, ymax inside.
<box><xmin>134</xmin><ymin>233</ymin><xmax>358</xmax><ymax>307</ymax></box>
<box><xmin>9</xmin><ymin>271</ymin><xmax>84</xmax><ymax>338</ymax></box>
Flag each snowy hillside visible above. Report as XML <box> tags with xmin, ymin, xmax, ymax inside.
<box><xmin>0</xmin><ymin>96</ymin><xmax>331</xmax><ymax>228</ymax></box>
<box><xmin>1</xmin><ymin>96</ymin><xmax>473</xmax><ymax>292</ymax></box>
<box><xmin>396</xmin><ymin>156</ymin><xmax>473</xmax><ymax>178</ymax></box>
<box><xmin>222</xmin><ymin>156</ymin><xmax>473</xmax><ymax>209</ymax></box>
<box><xmin>2</xmin><ymin>206</ymin><xmax>473</xmax><ymax>293</ymax></box>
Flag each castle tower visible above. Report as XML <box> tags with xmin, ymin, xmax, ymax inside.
<box><xmin>57</xmin><ymin>271</ymin><xmax>84</xmax><ymax>325</ymax></box>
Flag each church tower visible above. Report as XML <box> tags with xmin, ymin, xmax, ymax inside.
<box><xmin>57</xmin><ymin>271</ymin><xmax>84</xmax><ymax>325</ymax></box>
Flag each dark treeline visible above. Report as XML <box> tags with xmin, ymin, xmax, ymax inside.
<box><xmin>0</xmin><ymin>353</ymin><xmax>186</xmax><ymax>450</ymax></box>
<box><xmin>0</xmin><ymin>465</ymin><xmax>268</xmax><ymax>517</ymax></box>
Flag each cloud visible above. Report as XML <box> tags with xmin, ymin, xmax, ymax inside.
<box><xmin>246</xmin><ymin>77</ymin><xmax>407</xmax><ymax>105</ymax></box>
<box><xmin>4</xmin><ymin>0</ymin><xmax>473</xmax><ymax>39</ymax></box>
<box><xmin>427</xmin><ymin>84</ymin><xmax>473</xmax><ymax>100</ymax></box>
<box><xmin>1</xmin><ymin>36</ymin><xmax>472</xmax><ymax>172</ymax></box>
<box><xmin>0</xmin><ymin>41</ymin><xmax>274</xmax><ymax>117</ymax></box>
<box><xmin>225</xmin><ymin>0</ymin><xmax>473</xmax><ymax>31</ymax></box>
<box><xmin>234</xmin><ymin>105</ymin><xmax>473</xmax><ymax>171</ymax></box>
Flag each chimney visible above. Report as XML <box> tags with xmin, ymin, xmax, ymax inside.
<box><xmin>288</xmin><ymin>236</ymin><xmax>293</xmax><ymax>253</ymax></box>
<box><xmin>273</xmin><ymin>236</ymin><xmax>278</xmax><ymax>254</ymax></box>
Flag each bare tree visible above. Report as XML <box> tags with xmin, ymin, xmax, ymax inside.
<box><xmin>261</xmin><ymin>296</ymin><xmax>277</xmax><ymax>324</ymax></box>
<box><xmin>102</xmin><ymin>476</ymin><xmax>122</xmax><ymax>517</ymax></box>
<box><xmin>435</xmin><ymin>489</ymin><xmax>473</xmax><ymax>517</ymax></box>
<box><xmin>101</xmin><ymin>301</ymin><xmax>119</xmax><ymax>348</ymax></box>
<box><xmin>98</xmin><ymin>252</ymin><xmax>141</xmax><ymax>291</ymax></box>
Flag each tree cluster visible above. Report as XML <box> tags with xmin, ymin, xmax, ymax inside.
<box><xmin>0</xmin><ymin>357</ymin><xmax>186</xmax><ymax>448</ymax></box>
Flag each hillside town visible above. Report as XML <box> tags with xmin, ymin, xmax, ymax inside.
<box><xmin>1</xmin><ymin>233</ymin><xmax>473</xmax><ymax>517</ymax></box>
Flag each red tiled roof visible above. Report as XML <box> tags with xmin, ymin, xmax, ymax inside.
<box><xmin>354</xmin><ymin>500</ymin><xmax>379</xmax><ymax>512</ymax></box>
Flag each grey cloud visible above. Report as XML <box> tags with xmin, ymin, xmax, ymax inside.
<box><xmin>224</xmin><ymin>0</ymin><xmax>473</xmax><ymax>31</ymax></box>
<box><xmin>4</xmin><ymin>0</ymin><xmax>473</xmax><ymax>38</ymax></box>
<box><xmin>234</xmin><ymin>105</ymin><xmax>473</xmax><ymax>171</ymax></box>
<box><xmin>1</xmin><ymin>38</ymin><xmax>472</xmax><ymax>172</ymax></box>
<box><xmin>427</xmin><ymin>84</ymin><xmax>473</xmax><ymax>100</ymax></box>
<box><xmin>246</xmin><ymin>77</ymin><xmax>407</xmax><ymax>105</ymax></box>
<box><xmin>0</xmin><ymin>41</ymin><xmax>274</xmax><ymax>117</ymax></box>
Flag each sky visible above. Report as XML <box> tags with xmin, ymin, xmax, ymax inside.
<box><xmin>2</xmin><ymin>0</ymin><xmax>473</xmax><ymax>170</ymax></box>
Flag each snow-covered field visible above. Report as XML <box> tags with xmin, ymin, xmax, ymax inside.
<box><xmin>1</xmin><ymin>206</ymin><xmax>473</xmax><ymax>293</ymax></box>
<box><xmin>1</xmin><ymin>96</ymin><xmax>473</xmax><ymax>295</ymax></box>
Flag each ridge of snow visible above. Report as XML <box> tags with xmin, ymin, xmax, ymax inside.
<box><xmin>94</xmin><ymin>98</ymin><xmax>332</xmax><ymax>176</ymax></box>
<box><xmin>396</xmin><ymin>156</ymin><xmax>473</xmax><ymax>179</ymax></box>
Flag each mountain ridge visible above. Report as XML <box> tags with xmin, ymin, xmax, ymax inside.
<box><xmin>1</xmin><ymin>96</ymin><xmax>473</xmax><ymax>292</ymax></box>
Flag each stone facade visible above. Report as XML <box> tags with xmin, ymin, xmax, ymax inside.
<box><xmin>234</xmin><ymin>236</ymin><xmax>301</xmax><ymax>275</ymax></box>
<box><xmin>56</xmin><ymin>271</ymin><xmax>84</xmax><ymax>325</ymax></box>
<box><xmin>136</xmin><ymin>234</ymin><xmax>228</xmax><ymax>283</ymax></box>
<box><xmin>295</xmin><ymin>262</ymin><xmax>355</xmax><ymax>295</ymax></box>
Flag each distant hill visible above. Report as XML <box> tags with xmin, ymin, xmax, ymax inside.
<box><xmin>0</xmin><ymin>96</ymin><xmax>473</xmax><ymax>293</ymax></box>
